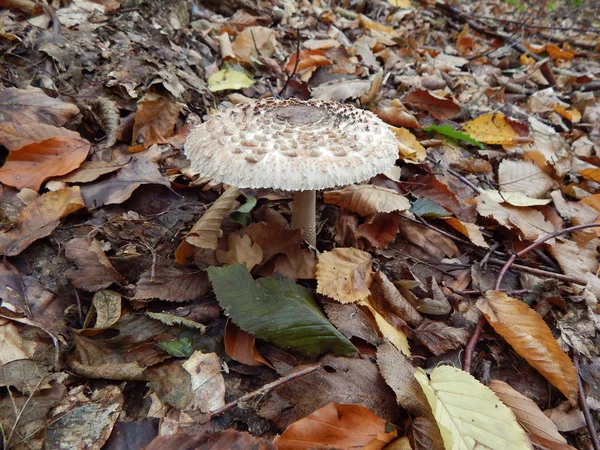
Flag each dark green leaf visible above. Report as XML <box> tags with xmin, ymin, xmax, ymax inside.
<box><xmin>157</xmin><ymin>337</ymin><xmax>194</xmax><ymax>357</ymax></box>
<box><xmin>423</xmin><ymin>124</ymin><xmax>484</xmax><ymax>149</ymax></box>
<box><xmin>410</xmin><ymin>198</ymin><xmax>452</xmax><ymax>218</ymax></box>
<box><xmin>231</xmin><ymin>194</ymin><xmax>257</xmax><ymax>226</ymax></box>
<box><xmin>207</xmin><ymin>264</ymin><xmax>357</xmax><ymax>357</ymax></box>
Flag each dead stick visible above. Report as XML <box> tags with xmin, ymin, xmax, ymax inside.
<box><xmin>573</xmin><ymin>354</ymin><xmax>600</xmax><ymax>450</ymax></box>
<box><xmin>463</xmin><ymin>223</ymin><xmax>600</xmax><ymax>373</ymax></box>
<box><xmin>207</xmin><ymin>365</ymin><xmax>320</xmax><ymax>418</ymax></box>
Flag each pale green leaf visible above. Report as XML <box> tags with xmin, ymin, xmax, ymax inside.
<box><xmin>414</xmin><ymin>366</ymin><xmax>532</xmax><ymax>450</ymax></box>
<box><xmin>208</xmin><ymin>67</ymin><xmax>255</xmax><ymax>92</ymax></box>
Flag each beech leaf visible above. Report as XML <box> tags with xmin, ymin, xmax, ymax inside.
<box><xmin>324</xmin><ymin>184</ymin><xmax>410</xmax><ymax>216</ymax></box>
<box><xmin>316</xmin><ymin>248</ymin><xmax>373</xmax><ymax>303</ymax></box>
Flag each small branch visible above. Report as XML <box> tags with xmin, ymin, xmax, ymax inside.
<box><xmin>206</xmin><ymin>365</ymin><xmax>320</xmax><ymax>418</ymax></box>
<box><xmin>450</xmin><ymin>288</ymin><xmax>533</xmax><ymax>296</ymax></box>
<box><xmin>486</xmin><ymin>258</ymin><xmax>587</xmax><ymax>285</ymax></box>
<box><xmin>574</xmin><ymin>354</ymin><xmax>600</xmax><ymax>450</ymax></box>
<box><xmin>279</xmin><ymin>29</ymin><xmax>301</xmax><ymax>97</ymax></box>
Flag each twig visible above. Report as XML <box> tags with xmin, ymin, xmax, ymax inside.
<box><xmin>4</xmin><ymin>375</ymin><xmax>47</xmax><ymax>449</ymax></box>
<box><xmin>574</xmin><ymin>354</ymin><xmax>600</xmax><ymax>450</ymax></box>
<box><xmin>463</xmin><ymin>223</ymin><xmax>600</xmax><ymax>373</ymax></box>
<box><xmin>486</xmin><ymin>258</ymin><xmax>587</xmax><ymax>284</ymax></box>
<box><xmin>450</xmin><ymin>288</ymin><xmax>533</xmax><ymax>296</ymax></box>
<box><xmin>206</xmin><ymin>365</ymin><xmax>320</xmax><ymax>418</ymax></box>
<box><xmin>279</xmin><ymin>30</ymin><xmax>301</xmax><ymax>97</ymax></box>
<box><xmin>425</xmin><ymin>156</ymin><xmax>483</xmax><ymax>194</ymax></box>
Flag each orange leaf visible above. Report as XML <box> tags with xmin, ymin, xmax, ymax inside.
<box><xmin>355</xmin><ymin>213</ymin><xmax>399</xmax><ymax>249</ymax></box>
<box><xmin>131</xmin><ymin>93</ymin><xmax>181</xmax><ymax>150</ymax></box>
<box><xmin>284</xmin><ymin>49</ymin><xmax>332</xmax><ymax>73</ymax></box>
<box><xmin>0</xmin><ymin>136</ymin><xmax>90</xmax><ymax>191</ymax></box>
<box><xmin>224</xmin><ymin>320</ymin><xmax>271</xmax><ymax>367</ymax></box>
<box><xmin>273</xmin><ymin>402</ymin><xmax>397</xmax><ymax>450</ymax></box>
<box><xmin>324</xmin><ymin>184</ymin><xmax>410</xmax><ymax>217</ymax></box>
<box><xmin>375</xmin><ymin>100</ymin><xmax>419</xmax><ymax>128</ymax></box>
<box><xmin>0</xmin><ymin>122</ymin><xmax>80</xmax><ymax>151</ymax></box>
<box><xmin>477</xmin><ymin>291</ymin><xmax>578</xmax><ymax>405</ymax></box>
<box><xmin>316</xmin><ymin>248</ymin><xmax>373</xmax><ymax>303</ymax></box>
<box><xmin>402</xmin><ymin>89</ymin><xmax>460</xmax><ymax>120</ymax></box>
<box><xmin>0</xmin><ymin>187</ymin><xmax>85</xmax><ymax>256</ymax></box>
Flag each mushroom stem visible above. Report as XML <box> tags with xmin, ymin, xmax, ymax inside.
<box><xmin>291</xmin><ymin>190</ymin><xmax>317</xmax><ymax>247</ymax></box>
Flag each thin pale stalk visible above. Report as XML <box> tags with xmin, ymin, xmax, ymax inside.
<box><xmin>291</xmin><ymin>190</ymin><xmax>316</xmax><ymax>247</ymax></box>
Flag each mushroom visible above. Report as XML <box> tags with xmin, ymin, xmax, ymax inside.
<box><xmin>184</xmin><ymin>98</ymin><xmax>399</xmax><ymax>247</ymax></box>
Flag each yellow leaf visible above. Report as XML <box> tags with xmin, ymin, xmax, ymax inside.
<box><xmin>316</xmin><ymin>248</ymin><xmax>373</xmax><ymax>303</ymax></box>
<box><xmin>579</xmin><ymin>168</ymin><xmax>600</xmax><ymax>183</ymax></box>
<box><xmin>387</xmin><ymin>0</ymin><xmax>411</xmax><ymax>6</ymax></box>
<box><xmin>359</xmin><ymin>298</ymin><xmax>410</xmax><ymax>356</ymax></box>
<box><xmin>324</xmin><ymin>184</ymin><xmax>410</xmax><ymax>216</ymax></box>
<box><xmin>477</xmin><ymin>291</ymin><xmax>578</xmax><ymax>405</ymax></box>
<box><xmin>176</xmin><ymin>187</ymin><xmax>240</xmax><ymax>260</ymax></box>
<box><xmin>358</xmin><ymin>14</ymin><xmax>396</xmax><ymax>35</ymax></box>
<box><xmin>414</xmin><ymin>366</ymin><xmax>532</xmax><ymax>450</ymax></box>
<box><xmin>390</xmin><ymin>126</ymin><xmax>426</xmax><ymax>162</ymax></box>
<box><xmin>488</xmin><ymin>380</ymin><xmax>569</xmax><ymax>446</ymax></box>
<box><xmin>463</xmin><ymin>113</ymin><xmax>519</xmax><ymax>145</ymax></box>
<box><xmin>208</xmin><ymin>67</ymin><xmax>254</xmax><ymax>92</ymax></box>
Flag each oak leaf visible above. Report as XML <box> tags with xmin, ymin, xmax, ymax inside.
<box><xmin>477</xmin><ymin>291</ymin><xmax>578</xmax><ymax>405</ymax></box>
<box><xmin>0</xmin><ymin>187</ymin><xmax>85</xmax><ymax>256</ymax></box>
<box><xmin>273</xmin><ymin>402</ymin><xmax>397</xmax><ymax>450</ymax></box>
<box><xmin>316</xmin><ymin>248</ymin><xmax>373</xmax><ymax>303</ymax></box>
<box><xmin>0</xmin><ymin>137</ymin><xmax>90</xmax><ymax>191</ymax></box>
<box><xmin>324</xmin><ymin>184</ymin><xmax>410</xmax><ymax>216</ymax></box>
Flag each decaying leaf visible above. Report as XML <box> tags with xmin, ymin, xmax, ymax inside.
<box><xmin>0</xmin><ymin>136</ymin><xmax>90</xmax><ymax>190</ymax></box>
<box><xmin>442</xmin><ymin>217</ymin><xmax>489</xmax><ymax>248</ymax></box>
<box><xmin>0</xmin><ymin>87</ymin><xmax>79</xmax><ymax>126</ymax></box>
<box><xmin>216</xmin><ymin>233</ymin><xmax>263</xmax><ymax>270</ymax></box>
<box><xmin>273</xmin><ymin>402</ymin><xmax>397</xmax><ymax>450</ymax></box>
<box><xmin>90</xmin><ymin>290</ymin><xmax>122</xmax><ymax>329</ymax></box>
<box><xmin>0</xmin><ymin>122</ymin><xmax>81</xmax><ymax>151</ymax></box>
<box><xmin>403</xmin><ymin>89</ymin><xmax>461</xmax><ymax>120</ymax></box>
<box><xmin>134</xmin><ymin>266</ymin><xmax>210</xmax><ymax>302</ymax></box>
<box><xmin>477</xmin><ymin>291</ymin><xmax>578</xmax><ymax>405</ymax></box>
<box><xmin>317</xmin><ymin>248</ymin><xmax>373</xmax><ymax>303</ymax></box>
<box><xmin>355</xmin><ymin>213</ymin><xmax>399</xmax><ymax>249</ymax></box>
<box><xmin>392</xmin><ymin>126</ymin><xmax>427</xmax><ymax>162</ymax></box>
<box><xmin>130</xmin><ymin>92</ymin><xmax>181</xmax><ymax>150</ymax></box>
<box><xmin>413</xmin><ymin>319</ymin><xmax>469</xmax><ymax>356</ymax></box>
<box><xmin>324</xmin><ymin>184</ymin><xmax>410</xmax><ymax>216</ymax></box>
<box><xmin>0</xmin><ymin>187</ymin><xmax>85</xmax><ymax>256</ymax></box>
<box><xmin>358</xmin><ymin>297</ymin><xmax>410</xmax><ymax>356</ymax></box>
<box><xmin>414</xmin><ymin>365</ymin><xmax>532</xmax><ymax>450</ymax></box>
<box><xmin>65</xmin><ymin>238</ymin><xmax>127</xmax><ymax>291</ymax></box>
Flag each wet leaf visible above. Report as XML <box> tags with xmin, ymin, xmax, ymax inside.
<box><xmin>0</xmin><ymin>136</ymin><xmax>90</xmax><ymax>191</ymax></box>
<box><xmin>208</xmin><ymin>264</ymin><xmax>356</xmax><ymax>357</ymax></box>
<box><xmin>316</xmin><ymin>248</ymin><xmax>373</xmax><ymax>303</ymax></box>
<box><xmin>477</xmin><ymin>291</ymin><xmax>578</xmax><ymax>405</ymax></box>
<box><xmin>273</xmin><ymin>402</ymin><xmax>397</xmax><ymax>450</ymax></box>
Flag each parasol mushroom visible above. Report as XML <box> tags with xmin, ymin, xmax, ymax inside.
<box><xmin>184</xmin><ymin>98</ymin><xmax>399</xmax><ymax>247</ymax></box>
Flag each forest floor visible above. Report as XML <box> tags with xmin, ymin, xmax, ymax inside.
<box><xmin>0</xmin><ymin>0</ymin><xmax>599</xmax><ymax>449</ymax></box>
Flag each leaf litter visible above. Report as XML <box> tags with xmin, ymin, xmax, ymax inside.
<box><xmin>0</xmin><ymin>0</ymin><xmax>599</xmax><ymax>448</ymax></box>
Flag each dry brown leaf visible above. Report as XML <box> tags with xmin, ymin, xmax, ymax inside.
<box><xmin>403</xmin><ymin>89</ymin><xmax>460</xmax><ymax>120</ymax></box>
<box><xmin>323</xmin><ymin>300</ymin><xmax>381</xmax><ymax>346</ymax></box>
<box><xmin>266</xmin><ymin>246</ymin><xmax>317</xmax><ymax>280</ymax></box>
<box><xmin>324</xmin><ymin>184</ymin><xmax>410</xmax><ymax>216</ymax></box>
<box><xmin>284</xmin><ymin>49</ymin><xmax>332</xmax><ymax>73</ymax></box>
<box><xmin>245</xmin><ymin>222</ymin><xmax>303</xmax><ymax>261</ymax></box>
<box><xmin>134</xmin><ymin>266</ymin><xmax>210</xmax><ymax>302</ymax></box>
<box><xmin>55</xmin><ymin>160</ymin><xmax>124</xmax><ymax>183</ymax></box>
<box><xmin>488</xmin><ymin>379</ymin><xmax>569</xmax><ymax>446</ymax></box>
<box><xmin>375</xmin><ymin>99</ymin><xmax>420</xmax><ymax>128</ymax></box>
<box><xmin>413</xmin><ymin>319</ymin><xmax>470</xmax><ymax>356</ymax></box>
<box><xmin>477</xmin><ymin>291</ymin><xmax>578</xmax><ymax>405</ymax></box>
<box><xmin>233</xmin><ymin>26</ymin><xmax>278</xmax><ymax>62</ymax></box>
<box><xmin>463</xmin><ymin>113</ymin><xmax>520</xmax><ymax>145</ymax></box>
<box><xmin>409</xmin><ymin>174</ymin><xmax>476</xmax><ymax>222</ymax></box>
<box><xmin>91</xmin><ymin>290</ymin><xmax>122</xmax><ymax>329</ymax></box>
<box><xmin>442</xmin><ymin>217</ymin><xmax>489</xmax><ymax>248</ymax></box>
<box><xmin>396</xmin><ymin>218</ymin><xmax>459</xmax><ymax>259</ymax></box>
<box><xmin>178</xmin><ymin>186</ymin><xmax>240</xmax><ymax>253</ymax></box>
<box><xmin>0</xmin><ymin>122</ymin><xmax>80</xmax><ymax>151</ymax></box>
<box><xmin>144</xmin><ymin>430</ymin><xmax>274</xmax><ymax>450</ymax></box>
<box><xmin>546</xmin><ymin>240</ymin><xmax>600</xmax><ymax>295</ymax></box>
<box><xmin>216</xmin><ymin>233</ymin><xmax>263</xmax><ymax>270</ymax></box>
<box><xmin>358</xmin><ymin>296</ymin><xmax>410</xmax><ymax>356</ymax></box>
<box><xmin>355</xmin><ymin>213</ymin><xmax>399</xmax><ymax>249</ymax></box>
<box><xmin>0</xmin><ymin>187</ymin><xmax>85</xmax><ymax>256</ymax></box>
<box><xmin>0</xmin><ymin>137</ymin><xmax>90</xmax><ymax>191</ymax></box>
<box><xmin>0</xmin><ymin>87</ymin><xmax>79</xmax><ymax>126</ymax></box>
<box><xmin>224</xmin><ymin>320</ymin><xmax>271</xmax><ymax>367</ymax></box>
<box><xmin>273</xmin><ymin>402</ymin><xmax>397</xmax><ymax>450</ymax></box>
<box><xmin>371</xmin><ymin>271</ymin><xmax>421</xmax><ymax>326</ymax></box>
<box><xmin>65</xmin><ymin>238</ymin><xmax>127</xmax><ymax>291</ymax></box>
<box><xmin>130</xmin><ymin>93</ymin><xmax>181</xmax><ymax>150</ymax></box>
<box><xmin>498</xmin><ymin>160</ymin><xmax>556</xmax><ymax>198</ymax></box>
<box><xmin>316</xmin><ymin>248</ymin><xmax>373</xmax><ymax>303</ymax></box>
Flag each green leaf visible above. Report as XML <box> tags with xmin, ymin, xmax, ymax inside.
<box><xmin>156</xmin><ymin>337</ymin><xmax>194</xmax><ymax>357</ymax></box>
<box><xmin>410</xmin><ymin>198</ymin><xmax>452</xmax><ymax>218</ymax></box>
<box><xmin>231</xmin><ymin>194</ymin><xmax>257</xmax><ymax>226</ymax></box>
<box><xmin>423</xmin><ymin>124</ymin><xmax>484</xmax><ymax>149</ymax></box>
<box><xmin>207</xmin><ymin>264</ymin><xmax>357</xmax><ymax>357</ymax></box>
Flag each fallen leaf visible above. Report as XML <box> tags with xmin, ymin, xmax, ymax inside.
<box><xmin>412</xmin><ymin>319</ymin><xmax>469</xmax><ymax>356</ymax></box>
<box><xmin>488</xmin><ymin>379</ymin><xmax>569</xmax><ymax>446</ymax></box>
<box><xmin>477</xmin><ymin>291</ymin><xmax>578</xmax><ymax>405</ymax></box>
<box><xmin>0</xmin><ymin>122</ymin><xmax>81</xmax><ymax>151</ymax></box>
<box><xmin>284</xmin><ymin>49</ymin><xmax>332</xmax><ymax>73</ymax></box>
<box><xmin>403</xmin><ymin>89</ymin><xmax>461</xmax><ymax>120</ymax></box>
<box><xmin>442</xmin><ymin>217</ymin><xmax>489</xmax><ymax>248</ymax></box>
<box><xmin>232</xmin><ymin>26</ymin><xmax>278</xmax><ymax>62</ymax></box>
<box><xmin>65</xmin><ymin>238</ymin><xmax>127</xmax><ymax>292</ymax></box>
<box><xmin>208</xmin><ymin>264</ymin><xmax>356</xmax><ymax>357</ymax></box>
<box><xmin>144</xmin><ymin>430</ymin><xmax>274</xmax><ymax>450</ymax></box>
<box><xmin>264</xmin><ymin>246</ymin><xmax>317</xmax><ymax>280</ymax></box>
<box><xmin>317</xmin><ymin>248</ymin><xmax>373</xmax><ymax>303</ymax></box>
<box><xmin>423</xmin><ymin>124</ymin><xmax>484</xmax><ymax>149</ymax></box>
<box><xmin>0</xmin><ymin>87</ymin><xmax>79</xmax><ymax>126</ymax></box>
<box><xmin>498</xmin><ymin>160</ymin><xmax>555</xmax><ymax>198</ymax></box>
<box><xmin>0</xmin><ymin>136</ymin><xmax>90</xmax><ymax>191</ymax></box>
<box><xmin>391</xmin><ymin>126</ymin><xmax>427</xmax><ymax>162</ymax></box>
<box><xmin>273</xmin><ymin>402</ymin><xmax>397</xmax><ymax>450</ymax></box>
<box><xmin>358</xmin><ymin>13</ymin><xmax>396</xmax><ymax>35</ymax></box>
<box><xmin>131</xmin><ymin>92</ymin><xmax>180</xmax><ymax>150</ymax></box>
<box><xmin>324</xmin><ymin>184</ymin><xmax>410</xmax><ymax>217</ymax></box>
<box><xmin>323</xmin><ymin>300</ymin><xmax>381</xmax><ymax>346</ymax></box>
<box><xmin>375</xmin><ymin>100</ymin><xmax>420</xmax><ymax>128</ymax></box>
<box><xmin>245</xmin><ymin>222</ymin><xmax>303</xmax><ymax>262</ymax></box>
<box><xmin>360</xmin><ymin>296</ymin><xmax>410</xmax><ymax>356</ymax></box>
<box><xmin>224</xmin><ymin>320</ymin><xmax>271</xmax><ymax>367</ymax></box>
<box><xmin>0</xmin><ymin>187</ymin><xmax>85</xmax><ymax>256</ymax></box>
<box><xmin>414</xmin><ymin>365</ymin><xmax>532</xmax><ymax>450</ymax></box>
<box><xmin>463</xmin><ymin>113</ymin><xmax>520</xmax><ymax>145</ymax></box>
<box><xmin>54</xmin><ymin>160</ymin><xmax>125</xmax><ymax>183</ymax></box>
<box><xmin>355</xmin><ymin>213</ymin><xmax>399</xmax><ymax>249</ymax></box>
<box><xmin>208</xmin><ymin>65</ymin><xmax>255</xmax><ymax>92</ymax></box>
<box><xmin>134</xmin><ymin>266</ymin><xmax>210</xmax><ymax>302</ymax></box>
<box><xmin>408</xmin><ymin>174</ymin><xmax>476</xmax><ymax>222</ymax></box>
<box><xmin>91</xmin><ymin>290</ymin><xmax>122</xmax><ymax>329</ymax></box>
<box><xmin>396</xmin><ymin>218</ymin><xmax>459</xmax><ymax>259</ymax></box>
<box><xmin>370</xmin><ymin>271</ymin><xmax>421</xmax><ymax>326</ymax></box>
<box><xmin>216</xmin><ymin>233</ymin><xmax>263</xmax><ymax>270</ymax></box>
<box><xmin>483</xmin><ymin>190</ymin><xmax>552</xmax><ymax>207</ymax></box>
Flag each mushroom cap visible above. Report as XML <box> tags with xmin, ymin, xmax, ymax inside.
<box><xmin>184</xmin><ymin>98</ymin><xmax>398</xmax><ymax>191</ymax></box>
